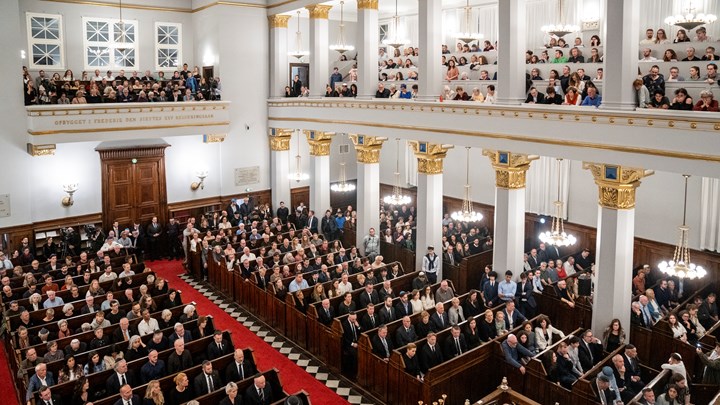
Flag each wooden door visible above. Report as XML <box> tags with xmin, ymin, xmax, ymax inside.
<box><xmin>290</xmin><ymin>186</ymin><xmax>310</xmax><ymax>213</ymax></box>
<box><xmin>98</xmin><ymin>144</ymin><xmax>168</xmax><ymax>231</ymax></box>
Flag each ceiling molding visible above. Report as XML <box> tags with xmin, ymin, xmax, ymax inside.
<box><xmin>41</xmin><ymin>0</ymin><xmax>272</xmax><ymax>13</ymax></box>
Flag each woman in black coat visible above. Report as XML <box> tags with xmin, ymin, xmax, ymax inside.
<box><xmin>403</xmin><ymin>343</ymin><xmax>423</xmax><ymax>381</ymax></box>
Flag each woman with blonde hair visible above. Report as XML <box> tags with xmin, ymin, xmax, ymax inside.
<box><xmin>311</xmin><ymin>283</ymin><xmax>327</xmax><ymax>303</ymax></box>
<box><xmin>168</xmin><ymin>372</ymin><xmax>193</xmax><ymax>405</ymax></box>
<box><xmin>144</xmin><ymin>379</ymin><xmax>166</xmax><ymax>405</ymax></box>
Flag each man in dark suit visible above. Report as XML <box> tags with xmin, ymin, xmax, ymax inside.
<box><xmin>378</xmin><ymin>297</ymin><xmax>397</xmax><ymax>325</ymax></box>
<box><xmin>112</xmin><ymin>318</ymin><xmax>138</xmax><ymax>343</ymax></box>
<box><xmin>37</xmin><ymin>385</ymin><xmax>63</xmax><ymax>405</ymax></box>
<box><xmin>443</xmin><ymin>245</ymin><xmax>460</xmax><ymax>266</ymax></box>
<box><xmin>443</xmin><ymin>325</ymin><xmax>469</xmax><ymax>359</ymax></box>
<box><xmin>317</xmin><ymin>299</ymin><xmax>335</xmax><ymax>326</ymax></box>
<box><xmin>527</xmin><ymin>249</ymin><xmax>541</xmax><ymax>269</ymax></box>
<box><xmin>146</xmin><ymin>217</ymin><xmax>163</xmax><ymax>260</ymax></box>
<box><xmin>358</xmin><ymin>282</ymin><xmax>379</xmax><ymax>308</ymax></box>
<box><xmin>622</xmin><ymin>345</ymin><xmax>644</xmax><ymax>391</ymax></box>
<box><xmin>26</xmin><ymin>364</ymin><xmax>55</xmax><ymax>403</ymax></box>
<box><xmin>167</xmin><ymin>339</ymin><xmax>194</xmax><ymax>374</ymax></box>
<box><xmin>578</xmin><ymin>329</ymin><xmax>604</xmax><ymax>372</ymax></box>
<box><xmin>207</xmin><ymin>330</ymin><xmax>232</xmax><ymax>360</ymax></box>
<box><xmin>395</xmin><ymin>316</ymin><xmax>418</xmax><ymax>347</ymax></box>
<box><xmin>168</xmin><ymin>323</ymin><xmax>193</xmax><ymax>345</ymax></box>
<box><xmin>194</xmin><ymin>360</ymin><xmax>223</xmax><ymax>396</ymax></box>
<box><xmin>536</xmin><ymin>243</ymin><xmax>550</xmax><ymax>265</ymax></box>
<box><xmin>482</xmin><ymin>271</ymin><xmax>499</xmax><ymax>307</ymax></box>
<box><xmin>113</xmin><ymin>384</ymin><xmax>141</xmax><ymax>405</ymax></box>
<box><xmin>244</xmin><ymin>374</ymin><xmax>273</xmax><ymax>405</ymax></box>
<box><xmin>515</xmin><ymin>273</ymin><xmax>537</xmax><ymax>318</ymax></box>
<box><xmin>395</xmin><ymin>291</ymin><xmax>413</xmax><ymax>318</ymax></box>
<box><xmin>360</xmin><ymin>304</ymin><xmax>379</xmax><ymax>331</ymax></box>
<box><xmin>225</xmin><ymin>349</ymin><xmax>257</xmax><ymax>382</ymax></box>
<box><xmin>105</xmin><ymin>360</ymin><xmax>137</xmax><ymax>396</ymax></box>
<box><xmin>321</xmin><ymin>210</ymin><xmax>338</xmax><ymax>240</ymax></box>
<box><xmin>342</xmin><ymin>312</ymin><xmax>361</xmax><ymax>377</ymax></box>
<box><xmin>371</xmin><ymin>326</ymin><xmax>394</xmax><ymax>360</ymax></box>
<box><xmin>595</xmin><ymin>375</ymin><xmax>618</xmax><ymax>405</ymax></box>
<box><xmin>306</xmin><ymin>210</ymin><xmax>319</xmax><ymax>234</ymax></box>
<box><xmin>276</xmin><ymin>201</ymin><xmax>289</xmax><ymax>224</ymax></box>
<box><xmin>430</xmin><ymin>303</ymin><xmax>450</xmax><ymax>330</ymax></box>
<box><xmin>524</xmin><ymin>87</ymin><xmax>545</xmax><ymax>104</ymax></box>
<box><xmin>419</xmin><ymin>333</ymin><xmax>444</xmax><ymax>373</ymax></box>
<box><xmin>79</xmin><ymin>295</ymin><xmax>100</xmax><ymax>314</ymax></box>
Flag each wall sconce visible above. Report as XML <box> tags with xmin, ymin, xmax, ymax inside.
<box><xmin>62</xmin><ymin>183</ymin><xmax>78</xmax><ymax>206</ymax></box>
<box><xmin>191</xmin><ymin>170</ymin><xmax>208</xmax><ymax>190</ymax></box>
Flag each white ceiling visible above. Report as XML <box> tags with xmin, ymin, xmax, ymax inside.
<box><xmin>284</xmin><ymin>0</ymin><xmax>499</xmax><ymax>21</ymax></box>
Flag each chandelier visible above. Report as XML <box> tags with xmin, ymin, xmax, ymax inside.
<box><xmin>329</xmin><ymin>1</ymin><xmax>355</xmax><ymax>54</ymax></box>
<box><xmin>383</xmin><ymin>138</ymin><xmax>411</xmax><ymax>206</ymax></box>
<box><xmin>289</xmin><ymin>11</ymin><xmax>310</xmax><ymax>59</ymax></box>
<box><xmin>382</xmin><ymin>0</ymin><xmax>410</xmax><ymax>50</ymax></box>
<box><xmin>451</xmin><ymin>147</ymin><xmax>483</xmax><ymax>223</ymax></box>
<box><xmin>288</xmin><ymin>131</ymin><xmax>310</xmax><ymax>182</ymax></box>
<box><xmin>665</xmin><ymin>5</ymin><xmax>717</xmax><ymax>30</ymax></box>
<box><xmin>539</xmin><ymin>158</ymin><xmax>576</xmax><ymax>247</ymax></box>
<box><xmin>658</xmin><ymin>175</ymin><xmax>707</xmax><ymax>279</ymax></box>
<box><xmin>541</xmin><ymin>0</ymin><xmax>580</xmax><ymax>38</ymax></box>
<box><xmin>331</xmin><ymin>136</ymin><xmax>355</xmax><ymax>192</ymax></box>
<box><xmin>455</xmin><ymin>0</ymin><xmax>484</xmax><ymax>44</ymax></box>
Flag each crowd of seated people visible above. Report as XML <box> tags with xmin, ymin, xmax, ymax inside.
<box><xmin>22</xmin><ymin>63</ymin><xmax>221</xmax><ymax>106</ymax></box>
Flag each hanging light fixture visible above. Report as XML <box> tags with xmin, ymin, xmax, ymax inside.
<box><xmin>539</xmin><ymin>158</ymin><xmax>576</xmax><ymax>247</ymax></box>
<box><xmin>383</xmin><ymin>138</ymin><xmax>411</xmax><ymax>207</ymax></box>
<box><xmin>289</xmin><ymin>11</ymin><xmax>310</xmax><ymax>59</ymax></box>
<box><xmin>382</xmin><ymin>0</ymin><xmax>410</xmax><ymax>50</ymax></box>
<box><xmin>454</xmin><ymin>0</ymin><xmax>484</xmax><ymax>44</ymax></box>
<box><xmin>329</xmin><ymin>1</ymin><xmax>355</xmax><ymax>54</ymax></box>
<box><xmin>665</xmin><ymin>2</ymin><xmax>717</xmax><ymax>31</ymax></box>
<box><xmin>331</xmin><ymin>135</ymin><xmax>355</xmax><ymax>192</ymax></box>
<box><xmin>451</xmin><ymin>147</ymin><xmax>483</xmax><ymax>223</ymax></box>
<box><xmin>658</xmin><ymin>175</ymin><xmax>707</xmax><ymax>279</ymax></box>
<box><xmin>288</xmin><ymin>131</ymin><xmax>310</xmax><ymax>182</ymax></box>
<box><xmin>541</xmin><ymin>0</ymin><xmax>580</xmax><ymax>39</ymax></box>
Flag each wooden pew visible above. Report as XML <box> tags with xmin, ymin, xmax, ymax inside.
<box><xmin>270</xmin><ymin>390</ymin><xmax>310</xmax><ymax>405</ymax></box>
<box><xmin>447</xmin><ymin>249</ymin><xmax>493</xmax><ymax>294</ymax></box>
<box><xmin>627</xmin><ymin>369</ymin><xmax>672</xmax><ymax>404</ymax></box>
<box><xmin>176</xmin><ymin>368</ymin><xmax>287</xmax><ymax>405</ymax></box>
<box><xmin>534</xmin><ymin>279</ymin><xmax>592</xmax><ymax>333</ymax></box>
<box><xmin>522</xmin><ymin>328</ymin><xmax>584</xmax><ymax>405</ymax></box>
<box><xmin>571</xmin><ymin>344</ymin><xmax>626</xmax><ymax>402</ymax></box>
<box><xmin>476</xmin><ymin>385</ymin><xmax>543</xmax><ymax>405</ymax></box>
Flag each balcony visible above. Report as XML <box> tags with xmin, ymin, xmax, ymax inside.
<box><xmin>26</xmin><ymin>101</ymin><xmax>231</xmax><ymax>144</ymax></box>
<box><xmin>268</xmin><ymin>98</ymin><xmax>720</xmax><ymax>177</ymax></box>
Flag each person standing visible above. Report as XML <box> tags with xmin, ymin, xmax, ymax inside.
<box><xmin>422</xmin><ymin>246</ymin><xmax>439</xmax><ymax>284</ymax></box>
<box><xmin>146</xmin><ymin>217</ymin><xmax>162</xmax><ymax>260</ymax></box>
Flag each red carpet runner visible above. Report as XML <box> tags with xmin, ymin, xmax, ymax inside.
<box><xmin>148</xmin><ymin>260</ymin><xmax>349</xmax><ymax>405</ymax></box>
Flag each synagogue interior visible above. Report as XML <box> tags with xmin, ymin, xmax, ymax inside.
<box><xmin>2</xmin><ymin>0</ymin><xmax>720</xmax><ymax>404</ymax></box>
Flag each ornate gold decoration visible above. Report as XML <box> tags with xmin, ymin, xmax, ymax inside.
<box><xmin>482</xmin><ymin>149</ymin><xmax>539</xmax><ymax>189</ymax></box>
<box><xmin>268</xmin><ymin>14</ymin><xmax>291</xmax><ymax>28</ymax></box>
<box><xmin>26</xmin><ymin>143</ymin><xmax>56</xmax><ymax>156</ymax></box>
<box><xmin>202</xmin><ymin>134</ymin><xmax>227</xmax><ymax>143</ymax></box>
<box><xmin>268</xmin><ymin>128</ymin><xmax>293</xmax><ymax>151</ymax></box>
<box><xmin>583</xmin><ymin>162</ymin><xmax>654</xmax><ymax>210</ymax></box>
<box><xmin>305</xmin><ymin>4</ymin><xmax>332</xmax><ymax>18</ymax></box>
<box><xmin>303</xmin><ymin>130</ymin><xmax>335</xmax><ymax>156</ymax></box>
<box><xmin>348</xmin><ymin>134</ymin><xmax>387</xmax><ymax>163</ymax></box>
<box><xmin>408</xmin><ymin>141</ymin><xmax>454</xmax><ymax>174</ymax></box>
<box><xmin>356</xmin><ymin>0</ymin><xmax>379</xmax><ymax>10</ymax></box>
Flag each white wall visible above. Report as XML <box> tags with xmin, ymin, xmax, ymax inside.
<box><xmin>164</xmin><ymin>135</ymin><xmax>222</xmax><ymax>203</ymax></box>
<box><xmin>20</xmin><ymin>0</ymin><xmax>194</xmax><ymax>74</ymax></box>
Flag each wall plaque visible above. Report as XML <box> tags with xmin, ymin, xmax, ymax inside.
<box><xmin>234</xmin><ymin>167</ymin><xmax>260</xmax><ymax>187</ymax></box>
<box><xmin>0</xmin><ymin>194</ymin><xmax>11</xmax><ymax>217</ymax></box>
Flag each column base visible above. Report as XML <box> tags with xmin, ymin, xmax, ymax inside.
<box><xmin>599</xmin><ymin>101</ymin><xmax>637</xmax><ymax>111</ymax></box>
<box><xmin>495</xmin><ymin>97</ymin><xmax>524</xmax><ymax>106</ymax></box>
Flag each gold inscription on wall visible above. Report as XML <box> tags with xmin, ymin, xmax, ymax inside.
<box><xmin>52</xmin><ymin>113</ymin><xmax>215</xmax><ymax>127</ymax></box>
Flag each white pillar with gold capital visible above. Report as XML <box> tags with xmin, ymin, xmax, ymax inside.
<box><xmin>483</xmin><ymin>150</ymin><xmax>538</xmax><ymax>280</ymax></box>
<box><xmin>417</xmin><ymin>0</ymin><xmax>442</xmax><ymax>101</ymax></box>
<box><xmin>349</xmin><ymin>135</ymin><xmax>387</xmax><ymax>255</ymax></box>
<box><xmin>269</xmin><ymin>128</ymin><xmax>293</xmax><ymax>212</ymax></box>
<box><xmin>496</xmin><ymin>0</ymin><xmax>526</xmax><ymax>105</ymax></box>
<box><xmin>411</xmin><ymin>142</ymin><xmax>453</xmax><ymax>278</ymax></box>
<box><xmin>268</xmin><ymin>15</ymin><xmax>291</xmax><ymax>99</ymax></box>
<box><xmin>306</xmin><ymin>4</ymin><xmax>332</xmax><ymax>98</ymax></box>
<box><xmin>356</xmin><ymin>0</ymin><xmax>379</xmax><ymax>99</ymax></box>
<box><xmin>584</xmin><ymin>163</ymin><xmax>653</xmax><ymax>339</ymax></box>
<box><xmin>304</xmin><ymin>130</ymin><xmax>334</xmax><ymax>214</ymax></box>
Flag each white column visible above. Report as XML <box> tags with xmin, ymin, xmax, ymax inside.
<box><xmin>417</xmin><ymin>0</ymin><xmax>442</xmax><ymax>101</ymax></box>
<box><xmin>268</xmin><ymin>15</ymin><xmax>291</xmax><ymax>99</ymax></box>
<box><xmin>269</xmin><ymin>129</ymin><xmax>292</xmax><ymax>211</ymax></box>
<box><xmin>306</xmin><ymin>5</ymin><xmax>332</xmax><ymax>98</ymax></box>
<box><xmin>584</xmin><ymin>163</ymin><xmax>653</xmax><ymax>338</ymax></box>
<box><xmin>484</xmin><ymin>150</ymin><xmax>538</xmax><ymax>280</ymax></box>
<box><xmin>494</xmin><ymin>187</ymin><xmax>527</xmax><ymax>278</ymax></box>
<box><xmin>350</xmin><ymin>135</ymin><xmax>387</xmax><ymax>255</ymax></box>
<box><xmin>496</xmin><ymin>0</ymin><xmax>526</xmax><ymax>105</ymax></box>
<box><xmin>356</xmin><ymin>0</ymin><xmax>379</xmax><ymax>99</ymax></box>
<box><xmin>601</xmin><ymin>0</ymin><xmax>639</xmax><ymax>110</ymax></box>
<box><xmin>304</xmin><ymin>130</ymin><xmax>334</xmax><ymax>215</ymax></box>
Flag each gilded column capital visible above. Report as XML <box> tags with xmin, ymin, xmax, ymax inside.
<box><xmin>203</xmin><ymin>134</ymin><xmax>226</xmax><ymax>143</ymax></box>
<box><xmin>349</xmin><ymin>134</ymin><xmax>387</xmax><ymax>164</ymax></box>
<box><xmin>27</xmin><ymin>143</ymin><xmax>56</xmax><ymax>156</ymax></box>
<box><xmin>267</xmin><ymin>14</ymin><xmax>291</xmax><ymax>29</ymax></box>
<box><xmin>357</xmin><ymin>0</ymin><xmax>379</xmax><ymax>10</ymax></box>
<box><xmin>268</xmin><ymin>128</ymin><xmax>293</xmax><ymax>151</ymax></box>
<box><xmin>305</xmin><ymin>4</ymin><xmax>332</xmax><ymax>19</ymax></box>
<box><xmin>482</xmin><ymin>149</ymin><xmax>539</xmax><ymax>189</ymax></box>
<box><xmin>409</xmin><ymin>141</ymin><xmax>454</xmax><ymax>175</ymax></box>
<box><xmin>303</xmin><ymin>130</ymin><xmax>335</xmax><ymax>156</ymax></box>
<box><xmin>583</xmin><ymin>162</ymin><xmax>654</xmax><ymax>210</ymax></box>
